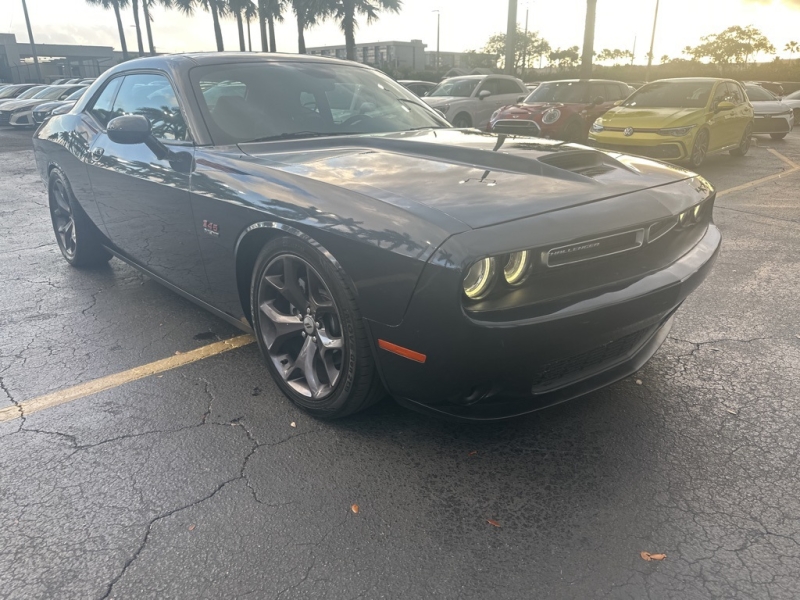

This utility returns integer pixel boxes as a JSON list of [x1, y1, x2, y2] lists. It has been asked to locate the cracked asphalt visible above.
[[1, 125, 799, 600]]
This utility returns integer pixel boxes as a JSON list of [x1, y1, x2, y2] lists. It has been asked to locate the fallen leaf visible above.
[[710, 347, 720, 352], [188, 524, 195, 531], [251, 387, 261, 396], [727, 408, 738, 415], [175, 351, 182, 355], [487, 519, 501, 527], [351, 504, 359, 514], [640, 551, 666, 561], [290, 422, 296, 428], [468, 451, 478, 457], [635, 379, 643, 385]]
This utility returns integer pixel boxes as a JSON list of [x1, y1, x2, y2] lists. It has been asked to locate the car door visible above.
[[85, 72, 208, 298], [727, 82, 753, 140], [705, 82, 735, 151], [473, 78, 502, 128]]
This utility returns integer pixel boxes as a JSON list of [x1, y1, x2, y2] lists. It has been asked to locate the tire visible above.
[[250, 236, 384, 419], [770, 132, 788, 140], [452, 113, 472, 128], [48, 168, 111, 267], [688, 129, 709, 168], [561, 119, 584, 143], [730, 123, 753, 156]]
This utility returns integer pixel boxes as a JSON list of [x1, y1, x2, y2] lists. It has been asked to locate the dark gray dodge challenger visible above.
[[32, 53, 720, 420]]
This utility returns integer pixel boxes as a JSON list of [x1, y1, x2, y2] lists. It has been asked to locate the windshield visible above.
[[0, 86, 22, 98], [745, 85, 776, 102], [32, 87, 71, 100], [785, 90, 800, 100], [192, 62, 448, 145], [428, 78, 480, 98], [17, 86, 47, 100], [623, 81, 713, 109], [65, 87, 88, 101], [525, 81, 587, 103]]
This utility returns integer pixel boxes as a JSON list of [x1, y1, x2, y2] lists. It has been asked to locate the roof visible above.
[[653, 77, 730, 83], [110, 51, 370, 72]]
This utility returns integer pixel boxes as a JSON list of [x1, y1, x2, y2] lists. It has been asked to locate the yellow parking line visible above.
[[0, 334, 255, 423], [717, 147, 800, 198]]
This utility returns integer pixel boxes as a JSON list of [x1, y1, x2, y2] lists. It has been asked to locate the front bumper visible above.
[[753, 113, 793, 134], [370, 223, 721, 421], [9, 111, 36, 127], [588, 130, 690, 161]]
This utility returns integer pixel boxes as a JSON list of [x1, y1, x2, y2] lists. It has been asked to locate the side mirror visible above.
[[591, 96, 605, 106], [614, 99, 624, 106], [478, 89, 492, 100], [107, 115, 151, 145], [517, 95, 526, 103], [715, 100, 735, 112]]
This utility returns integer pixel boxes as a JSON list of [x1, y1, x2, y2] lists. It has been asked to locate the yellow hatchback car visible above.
[[588, 78, 754, 168]]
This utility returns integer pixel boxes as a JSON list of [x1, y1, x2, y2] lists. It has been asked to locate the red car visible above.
[[489, 79, 633, 142]]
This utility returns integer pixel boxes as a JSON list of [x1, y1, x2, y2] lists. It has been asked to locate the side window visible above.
[[589, 83, 606, 102], [712, 83, 728, 107], [479, 79, 500, 96], [496, 79, 523, 95], [88, 78, 123, 127], [110, 73, 188, 141], [727, 82, 744, 105]]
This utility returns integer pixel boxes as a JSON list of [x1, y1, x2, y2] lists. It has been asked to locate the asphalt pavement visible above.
[[1, 126, 799, 600]]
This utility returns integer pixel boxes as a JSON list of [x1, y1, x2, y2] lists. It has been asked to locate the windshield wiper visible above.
[[244, 131, 363, 143]]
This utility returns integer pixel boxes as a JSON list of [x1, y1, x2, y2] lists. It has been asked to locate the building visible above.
[[0, 33, 115, 83]]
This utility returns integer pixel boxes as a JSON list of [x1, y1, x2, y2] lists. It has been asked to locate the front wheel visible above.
[[689, 129, 709, 168], [560, 120, 584, 143], [250, 237, 384, 419], [770, 132, 788, 140], [730, 124, 753, 156], [452, 113, 472, 128]]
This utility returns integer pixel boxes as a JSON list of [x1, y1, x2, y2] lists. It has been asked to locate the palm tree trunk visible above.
[[259, 1, 269, 51], [131, 0, 145, 56], [210, 2, 225, 51], [580, 0, 597, 78], [142, 0, 156, 54], [268, 14, 276, 52], [343, 4, 356, 60], [247, 14, 252, 51], [112, 1, 130, 61], [296, 12, 306, 54], [236, 11, 246, 51]]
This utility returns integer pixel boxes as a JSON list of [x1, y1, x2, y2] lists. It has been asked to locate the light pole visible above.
[[521, 5, 529, 74], [433, 10, 440, 72], [645, 0, 660, 82], [20, 0, 43, 83], [580, 0, 597, 79], [505, 0, 518, 75]]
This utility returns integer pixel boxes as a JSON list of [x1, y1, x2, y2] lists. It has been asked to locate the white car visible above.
[[781, 89, 800, 121], [423, 75, 528, 130]]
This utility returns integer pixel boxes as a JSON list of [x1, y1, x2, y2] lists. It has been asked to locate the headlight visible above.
[[503, 251, 530, 285], [542, 108, 561, 125], [591, 119, 604, 132], [438, 104, 450, 114], [658, 125, 696, 137], [490, 109, 501, 121], [463, 258, 496, 300]]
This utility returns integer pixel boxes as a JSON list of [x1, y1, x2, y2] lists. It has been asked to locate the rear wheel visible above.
[[689, 129, 709, 168], [250, 237, 384, 418], [48, 169, 111, 267], [730, 123, 753, 156], [561, 119, 584, 143], [770, 132, 788, 140], [452, 113, 472, 128]]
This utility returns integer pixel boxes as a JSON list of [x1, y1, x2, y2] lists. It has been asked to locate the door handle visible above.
[[91, 147, 104, 161]]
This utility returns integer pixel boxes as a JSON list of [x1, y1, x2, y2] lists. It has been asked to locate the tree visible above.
[[581, 0, 597, 77], [131, 0, 145, 55], [229, 0, 257, 50], [548, 46, 580, 71], [660, 54, 670, 64], [596, 48, 633, 66], [330, 0, 403, 61], [684, 25, 775, 65], [291, 0, 330, 54], [258, 0, 284, 52], [480, 27, 550, 71], [141, 0, 173, 55], [175, 0, 228, 51], [86, 0, 130, 61], [785, 41, 799, 56]]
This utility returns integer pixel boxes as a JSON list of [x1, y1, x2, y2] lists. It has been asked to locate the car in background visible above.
[[78, 78, 96, 85], [32, 86, 90, 124], [0, 84, 43, 108], [780, 89, 800, 121], [398, 80, 436, 97], [524, 82, 541, 92], [589, 78, 754, 168], [423, 74, 528, 129], [743, 84, 794, 140], [1, 85, 86, 127], [745, 81, 784, 97], [489, 79, 632, 142]]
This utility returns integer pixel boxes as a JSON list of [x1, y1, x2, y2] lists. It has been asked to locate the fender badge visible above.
[[202, 220, 220, 236]]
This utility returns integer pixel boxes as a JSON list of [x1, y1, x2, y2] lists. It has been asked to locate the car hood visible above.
[[0, 98, 43, 111], [423, 96, 467, 107], [0, 97, 27, 107], [497, 102, 570, 116], [601, 107, 705, 128], [750, 100, 792, 115], [33, 100, 70, 112], [237, 129, 695, 230]]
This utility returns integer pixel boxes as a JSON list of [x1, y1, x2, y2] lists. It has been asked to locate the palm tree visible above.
[[580, 0, 597, 77], [330, 0, 402, 61], [141, 0, 172, 54], [785, 41, 800, 57], [291, 0, 330, 54], [131, 0, 145, 55], [86, 0, 131, 61], [257, 0, 283, 52], [175, 0, 228, 51], [229, 0, 257, 50], [244, 0, 258, 50]]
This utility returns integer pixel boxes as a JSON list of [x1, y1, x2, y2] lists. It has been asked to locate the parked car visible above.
[[489, 79, 633, 142], [524, 82, 541, 92], [780, 89, 800, 121], [745, 81, 784, 97], [33, 53, 719, 420], [0, 84, 44, 108], [589, 78, 754, 167], [398, 80, 436, 97], [32, 86, 89, 124], [744, 84, 794, 140], [1, 85, 86, 127], [423, 74, 528, 129]]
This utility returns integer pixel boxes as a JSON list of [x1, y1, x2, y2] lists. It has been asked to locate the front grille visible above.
[[595, 142, 682, 159], [0, 112, 11, 126], [492, 120, 541, 136], [753, 116, 790, 133], [33, 111, 48, 123], [530, 327, 650, 391], [545, 229, 644, 267]]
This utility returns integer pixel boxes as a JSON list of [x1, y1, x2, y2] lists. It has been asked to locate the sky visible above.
[[4, 0, 800, 64]]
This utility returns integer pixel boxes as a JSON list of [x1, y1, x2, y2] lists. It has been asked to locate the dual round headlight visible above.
[[462, 251, 531, 300]]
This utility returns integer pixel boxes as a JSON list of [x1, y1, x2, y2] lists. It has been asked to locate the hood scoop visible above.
[[538, 150, 631, 179]]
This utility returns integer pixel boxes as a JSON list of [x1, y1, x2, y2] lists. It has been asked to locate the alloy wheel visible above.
[[691, 130, 709, 167], [50, 179, 76, 258], [256, 254, 344, 400]]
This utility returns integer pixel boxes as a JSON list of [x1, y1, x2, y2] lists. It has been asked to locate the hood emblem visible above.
[[623, 127, 634, 137]]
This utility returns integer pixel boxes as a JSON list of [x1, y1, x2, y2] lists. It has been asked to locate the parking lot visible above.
[[1, 124, 799, 599]]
